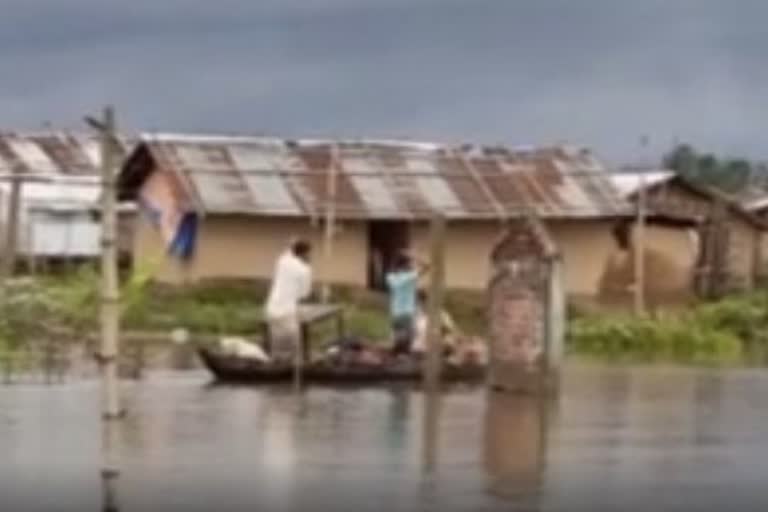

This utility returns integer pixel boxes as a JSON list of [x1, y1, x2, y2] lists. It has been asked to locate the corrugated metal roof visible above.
[[743, 193, 768, 213], [124, 134, 631, 220], [609, 170, 676, 198], [0, 176, 100, 211], [0, 132, 136, 217], [0, 131, 133, 176]]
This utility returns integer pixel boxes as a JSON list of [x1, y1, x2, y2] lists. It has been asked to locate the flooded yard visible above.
[[3, 363, 768, 511]]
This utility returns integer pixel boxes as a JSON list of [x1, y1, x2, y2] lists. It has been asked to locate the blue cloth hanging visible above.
[[168, 212, 198, 260]]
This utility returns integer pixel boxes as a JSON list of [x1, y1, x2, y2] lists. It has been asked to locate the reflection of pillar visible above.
[[484, 393, 546, 501]]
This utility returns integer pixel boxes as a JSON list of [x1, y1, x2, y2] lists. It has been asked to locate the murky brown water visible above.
[[2, 363, 768, 511]]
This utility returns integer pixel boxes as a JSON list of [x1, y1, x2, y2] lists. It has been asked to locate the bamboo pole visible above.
[[93, 106, 122, 512], [0, 163, 23, 280], [634, 172, 646, 315], [422, 213, 445, 475], [97, 106, 122, 419], [321, 145, 338, 303], [634, 138, 649, 316], [26, 213, 37, 276], [424, 213, 445, 391]]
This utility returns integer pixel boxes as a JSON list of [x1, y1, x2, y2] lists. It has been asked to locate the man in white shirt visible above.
[[265, 239, 313, 361]]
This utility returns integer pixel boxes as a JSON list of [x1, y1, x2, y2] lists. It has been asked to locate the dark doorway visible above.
[[368, 221, 411, 290]]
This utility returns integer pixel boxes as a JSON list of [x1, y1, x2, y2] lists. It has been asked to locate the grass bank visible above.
[[4, 269, 768, 364], [568, 292, 768, 364], [0, 270, 486, 347]]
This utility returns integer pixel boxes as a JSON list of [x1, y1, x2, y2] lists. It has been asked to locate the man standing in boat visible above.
[[386, 252, 429, 355], [265, 239, 313, 361]]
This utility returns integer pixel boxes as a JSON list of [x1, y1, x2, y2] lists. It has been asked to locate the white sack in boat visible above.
[[219, 336, 271, 362]]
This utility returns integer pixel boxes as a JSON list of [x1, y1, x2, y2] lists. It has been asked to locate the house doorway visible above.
[[368, 221, 411, 290]]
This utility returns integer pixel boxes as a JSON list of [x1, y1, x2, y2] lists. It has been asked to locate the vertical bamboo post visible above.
[[1, 163, 23, 280], [26, 211, 37, 276], [422, 213, 445, 475], [321, 145, 338, 303], [94, 106, 122, 512], [424, 213, 445, 391], [98, 106, 121, 419], [634, 140, 648, 316]]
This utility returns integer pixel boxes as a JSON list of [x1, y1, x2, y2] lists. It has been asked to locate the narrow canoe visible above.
[[197, 347, 486, 385]]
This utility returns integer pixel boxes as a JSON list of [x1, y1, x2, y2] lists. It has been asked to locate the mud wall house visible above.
[[0, 132, 135, 268], [743, 195, 768, 278], [117, 135, 635, 300], [612, 170, 767, 296]]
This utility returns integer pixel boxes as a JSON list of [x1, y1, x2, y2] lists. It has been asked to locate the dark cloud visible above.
[[0, 0, 765, 162]]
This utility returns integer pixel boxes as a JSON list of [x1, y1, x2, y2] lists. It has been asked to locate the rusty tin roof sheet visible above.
[[0, 131, 133, 177], [123, 134, 631, 220]]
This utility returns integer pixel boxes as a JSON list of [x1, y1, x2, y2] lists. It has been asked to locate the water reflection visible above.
[[483, 392, 547, 507], [5, 365, 768, 510], [101, 418, 122, 512], [422, 388, 441, 475]]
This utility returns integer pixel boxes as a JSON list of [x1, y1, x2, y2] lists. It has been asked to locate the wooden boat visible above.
[[197, 347, 486, 385]]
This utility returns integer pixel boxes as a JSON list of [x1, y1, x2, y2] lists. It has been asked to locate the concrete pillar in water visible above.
[[487, 220, 563, 395]]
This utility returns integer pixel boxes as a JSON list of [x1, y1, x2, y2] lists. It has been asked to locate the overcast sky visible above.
[[1, 0, 764, 163]]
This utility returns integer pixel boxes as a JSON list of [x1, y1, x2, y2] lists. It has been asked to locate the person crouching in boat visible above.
[[411, 290, 458, 357], [410, 290, 489, 366], [264, 239, 313, 362], [386, 252, 429, 356]]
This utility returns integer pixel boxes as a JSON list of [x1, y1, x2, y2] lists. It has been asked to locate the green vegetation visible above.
[[663, 143, 767, 194], [568, 292, 768, 364], [4, 265, 768, 365], [568, 314, 743, 364]]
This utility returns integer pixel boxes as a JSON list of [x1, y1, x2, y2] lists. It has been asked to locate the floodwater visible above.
[[2, 363, 768, 511]]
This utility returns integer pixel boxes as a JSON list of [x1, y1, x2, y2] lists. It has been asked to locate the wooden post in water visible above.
[[96, 105, 122, 419], [424, 213, 445, 392], [91, 106, 123, 512], [422, 214, 445, 475]]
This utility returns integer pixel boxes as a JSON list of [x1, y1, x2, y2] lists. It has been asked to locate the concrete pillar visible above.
[[487, 221, 562, 396]]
